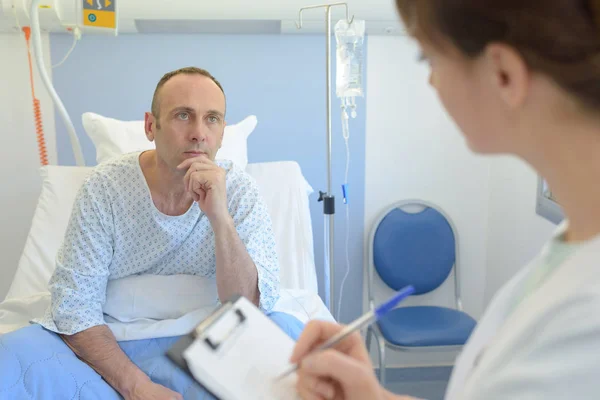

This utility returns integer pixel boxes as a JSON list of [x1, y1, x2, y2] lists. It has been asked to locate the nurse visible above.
[[291, 1, 600, 399]]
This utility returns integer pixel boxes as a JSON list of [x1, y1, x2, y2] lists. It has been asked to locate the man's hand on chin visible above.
[[177, 155, 229, 224]]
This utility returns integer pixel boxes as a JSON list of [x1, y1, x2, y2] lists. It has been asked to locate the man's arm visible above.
[[61, 326, 182, 400], [210, 174, 281, 312], [179, 156, 280, 311], [39, 174, 181, 400], [212, 215, 260, 306]]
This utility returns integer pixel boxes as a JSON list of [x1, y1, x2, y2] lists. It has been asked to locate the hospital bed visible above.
[[0, 135, 333, 397]]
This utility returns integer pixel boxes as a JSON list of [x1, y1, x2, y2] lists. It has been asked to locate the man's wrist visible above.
[[116, 366, 151, 399], [209, 212, 234, 233]]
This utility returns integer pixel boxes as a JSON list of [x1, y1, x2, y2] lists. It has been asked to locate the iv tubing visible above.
[[30, 0, 85, 166]]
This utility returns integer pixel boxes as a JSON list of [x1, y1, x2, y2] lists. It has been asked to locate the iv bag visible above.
[[335, 19, 365, 99]]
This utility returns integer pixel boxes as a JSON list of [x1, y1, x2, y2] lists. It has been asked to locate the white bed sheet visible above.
[[0, 285, 332, 339], [246, 161, 319, 294], [1, 159, 332, 336]]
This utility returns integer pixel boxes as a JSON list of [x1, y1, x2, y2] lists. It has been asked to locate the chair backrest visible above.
[[367, 200, 462, 309]]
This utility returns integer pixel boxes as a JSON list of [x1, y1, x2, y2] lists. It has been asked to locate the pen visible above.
[[276, 285, 416, 381]]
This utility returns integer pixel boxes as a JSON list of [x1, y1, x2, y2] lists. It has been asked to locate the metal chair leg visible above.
[[378, 332, 387, 387], [366, 326, 372, 352], [372, 328, 386, 386]]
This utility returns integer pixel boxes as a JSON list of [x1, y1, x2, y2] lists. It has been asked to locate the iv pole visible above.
[[296, 3, 354, 317]]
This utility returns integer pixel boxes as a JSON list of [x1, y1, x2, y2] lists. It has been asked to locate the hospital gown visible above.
[[35, 151, 280, 335]]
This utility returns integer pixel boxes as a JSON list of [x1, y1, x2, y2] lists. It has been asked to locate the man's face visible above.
[[145, 74, 226, 170]]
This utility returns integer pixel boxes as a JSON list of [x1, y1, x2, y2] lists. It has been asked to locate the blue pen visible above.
[[276, 285, 416, 381]]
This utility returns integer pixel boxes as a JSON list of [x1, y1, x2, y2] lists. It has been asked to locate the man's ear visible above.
[[218, 121, 227, 149], [144, 112, 156, 142], [484, 43, 530, 109]]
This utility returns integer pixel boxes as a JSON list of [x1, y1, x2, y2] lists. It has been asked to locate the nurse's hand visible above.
[[290, 321, 388, 400]]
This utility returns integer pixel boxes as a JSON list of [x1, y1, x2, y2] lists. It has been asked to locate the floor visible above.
[[381, 367, 452, 400]]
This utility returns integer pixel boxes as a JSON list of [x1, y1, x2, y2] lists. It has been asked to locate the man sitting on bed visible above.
[[28, 67, 296, 399]]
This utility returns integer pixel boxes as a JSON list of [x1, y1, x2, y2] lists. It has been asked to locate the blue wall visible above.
[[50, 33, 367, 323]]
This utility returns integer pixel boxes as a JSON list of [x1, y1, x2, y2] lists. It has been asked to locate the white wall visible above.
[[0, 33, 56, 300], [484, 156, 556, 306], [364, 36, 492, 367]]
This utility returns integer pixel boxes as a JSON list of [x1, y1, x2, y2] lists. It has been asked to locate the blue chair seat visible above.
[[377, 306, 476, 347]]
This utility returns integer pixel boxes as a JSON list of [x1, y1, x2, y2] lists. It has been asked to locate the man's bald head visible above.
[[151, 67, 225, 128]]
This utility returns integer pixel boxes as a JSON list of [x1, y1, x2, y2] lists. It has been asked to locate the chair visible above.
[[365, 200, 476, 385]]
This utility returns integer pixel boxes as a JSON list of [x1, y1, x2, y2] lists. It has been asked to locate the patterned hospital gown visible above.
[[35, 152, 280, 335]]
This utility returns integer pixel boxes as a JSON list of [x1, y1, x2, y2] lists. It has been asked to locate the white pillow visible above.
[[5, 166, 94, 299], [104, 274, 218, 321], [81, 112, 257, 169]]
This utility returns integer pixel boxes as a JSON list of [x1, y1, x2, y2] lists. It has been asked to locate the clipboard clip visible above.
[[196, 305, 247, 351]]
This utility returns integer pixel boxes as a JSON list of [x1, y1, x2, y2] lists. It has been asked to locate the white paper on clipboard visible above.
[[182, 296, 302, 400]]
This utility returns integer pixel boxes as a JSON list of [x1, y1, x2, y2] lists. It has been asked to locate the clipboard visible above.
[[166, 295, 301, 400]]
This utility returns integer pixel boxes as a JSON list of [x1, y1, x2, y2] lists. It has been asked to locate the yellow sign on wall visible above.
[[83, 0, 116, 29]]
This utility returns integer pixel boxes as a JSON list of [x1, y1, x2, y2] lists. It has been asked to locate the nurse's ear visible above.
[[483, 43, 530, 110]]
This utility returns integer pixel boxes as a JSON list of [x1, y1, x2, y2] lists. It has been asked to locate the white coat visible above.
[[445, 222, 600, 399]]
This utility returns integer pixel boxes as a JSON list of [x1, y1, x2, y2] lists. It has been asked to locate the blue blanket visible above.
[[0, 312, 304, 399]]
